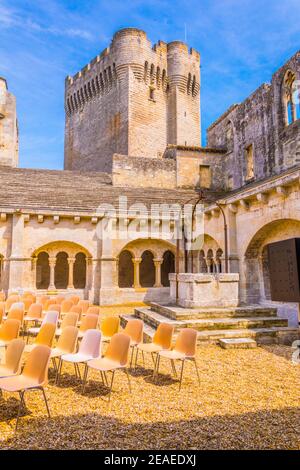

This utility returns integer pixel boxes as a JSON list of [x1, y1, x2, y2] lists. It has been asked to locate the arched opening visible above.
[[118, 250, 134, 288], [55, 252, 69, 289], [74, 252, 86, 289], [283, 70, 299, 126], [216, 249, 223, 273], [207, 249, 215, 273], [36, 252, 50, 289], [140, 250, 155, 287], [161, 250, 175, 287], [199, 250, 207, 273]]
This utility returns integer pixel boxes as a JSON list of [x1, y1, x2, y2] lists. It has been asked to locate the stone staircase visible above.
[[120, 302, 300, 346]]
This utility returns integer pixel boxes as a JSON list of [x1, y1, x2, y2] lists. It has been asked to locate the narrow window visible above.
[[245, 144, 254, 180]]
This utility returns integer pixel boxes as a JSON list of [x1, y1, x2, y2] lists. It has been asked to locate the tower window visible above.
[[149, 87, 155, 101], [283, 70, 299, 126], [245, 144, 254, 181]]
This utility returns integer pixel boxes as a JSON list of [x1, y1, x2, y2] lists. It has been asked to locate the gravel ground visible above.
[[0, 306, 299, 450]]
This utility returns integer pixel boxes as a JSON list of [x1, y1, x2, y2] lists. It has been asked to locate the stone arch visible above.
[[282, 69, 299, 126], [36, 252, 50, 289], [74, 252, 87, 289], [118, 250, 134, 288], [161, 250, 175, 287], [243, 218, 300, 303], [140, 250, 155, 287]]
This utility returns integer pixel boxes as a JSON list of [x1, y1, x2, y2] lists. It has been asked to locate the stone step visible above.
[[149, 302, 278, 320], [134, 307, 288, 331], [219, 338, 257, 349], [120, 314, 299, 346]]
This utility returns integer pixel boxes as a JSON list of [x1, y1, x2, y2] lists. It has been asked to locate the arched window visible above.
[[74, 252, 86, 289], [36, 252, 50, 289], [55, 252, 69, 289], [140, 250, 155, 287], [161, 251, 175, 287], [207, 249, 215, 273], [118, 251, 134, 288], [283, 71, 299, 126], [216, 249, 223, 273], [199, 250, 207, 273]]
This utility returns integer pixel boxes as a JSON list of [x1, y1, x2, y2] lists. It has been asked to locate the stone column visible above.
[[67, 257, 75, 289], [132, 258, 142, 289], [154, 258, 163, 288], [48, 257, 56, 290], [31, 256, 37, 289]]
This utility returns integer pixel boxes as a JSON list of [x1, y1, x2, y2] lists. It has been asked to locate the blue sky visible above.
[[0, 0, 299, 169]]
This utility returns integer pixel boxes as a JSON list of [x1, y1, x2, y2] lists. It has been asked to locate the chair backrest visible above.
[[5, 338, 25, 374], [22, 293, 36, 302], [5, 295, 20, 311], [101, 316, 120, 338], [79, 329, 101, 358], [86, 306, 100, 316], [77, 300, 90, 314], [61, 312, 79, 329], [48, 304, 61, 314], [7, 294, 20, 301], [7, 308, 24, 324], [106, 333, 130, 366], [42, 311, 59, 326], [70, 305, 83, 317], [35, 322, 56, 347], [153, 323, 174, 349], [44, 299, 57, 310], [27, 303, 43, 319], [0, 319, 20, 341], [0, 292, 6, 302], [9, 302, 25, 312], [57, 326, 78, 354], [79, 314, 98, 332], [55, 296, 65, 305], [124, 319, 143, 344], [69, 295, 80, 305], [174, 328, 197, 357], [37, 295, 49, 307], [61, 300, 74, 314], [22, 345, 51, 385], [22, 298, 34, 311], [0, 301, 5, 321]]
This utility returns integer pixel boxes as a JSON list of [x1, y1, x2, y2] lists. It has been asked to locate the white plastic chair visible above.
[[58, 329, 101, 383]]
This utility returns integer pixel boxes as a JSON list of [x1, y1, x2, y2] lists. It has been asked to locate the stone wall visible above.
[[206, 51, 300, 191], [0, 78, 18, 168]]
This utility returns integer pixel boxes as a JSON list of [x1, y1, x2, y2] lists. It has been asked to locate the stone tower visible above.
[[64, 28, 201, 173], [0, 77, 18, 167]]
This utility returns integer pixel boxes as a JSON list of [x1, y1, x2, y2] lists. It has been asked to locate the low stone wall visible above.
[[169, 272, 240, 308]]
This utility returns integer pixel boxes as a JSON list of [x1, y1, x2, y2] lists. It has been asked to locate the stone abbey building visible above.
[[0, 28, 299, 338]]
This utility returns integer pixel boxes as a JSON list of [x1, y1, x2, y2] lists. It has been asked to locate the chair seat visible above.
[[27, 327, 40, 335], [88, 357, 123, 372], [51, 348, 66, 358], [0, 340, 9, 348], [61, 352, 95, 363], [55, 329, 63, 337], [0, 365, 15, 378], [0, 375, 41, 392], [24, 344, 38, 353], [24, 316, 40, 322], [159, 350, 187, 360], [137, 343, 162, 353]]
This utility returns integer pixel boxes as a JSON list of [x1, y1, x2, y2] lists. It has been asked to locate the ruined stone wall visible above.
[[207, 51, 300, 191], [0, 78, 18, 168], [64, 28, 201, 172]]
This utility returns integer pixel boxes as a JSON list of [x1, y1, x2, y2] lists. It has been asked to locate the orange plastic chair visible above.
[[0, 292, 6, 302], [136, 322, 174, 370], [61, 300, 74, 316], [0, 319, 21, 347], [86, 306, 100, 316], [78, 314, 99, 339], [69, 295, 80, 305], [155, 328, 199, 389], [0, 344, 51, 431], [70, 305, 83, 319], [37, 295, 49, 307], [51, 326, 78, 380], [0, 339, 25, 378], [25, 303, 43, 322], [77, 300, 90, 314], [6, 308, 24, 328], [0, 301, 5, 323], [123, 319, 143, 367], [56, 312, 79, 337], [55, 296, 65, 305], [25, 323, 56, 353], [22, 298, 34, 312], [101, 316, 120, 342], [5, 296, 20, 312], [46, 304, 61, 316], [84, 333, 131, 400]]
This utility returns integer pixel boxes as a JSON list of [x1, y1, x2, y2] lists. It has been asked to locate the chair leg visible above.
[[15, 390, 25, 432], [82, 364, 89, 393], [153, 353, 160, 378], [130, 347, 134, 369], [41, 387, 51, 418], [193, 358, 200, 386], [124, 368, 132, 393], [56, 358, 63, 384], [108, 371, 115, 403], [135, 348, 139, 368], [141, 350, 145, 367], [171, 359, 177, 377], [179, 359, 185, 391], [103, 371, 109, 387]]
